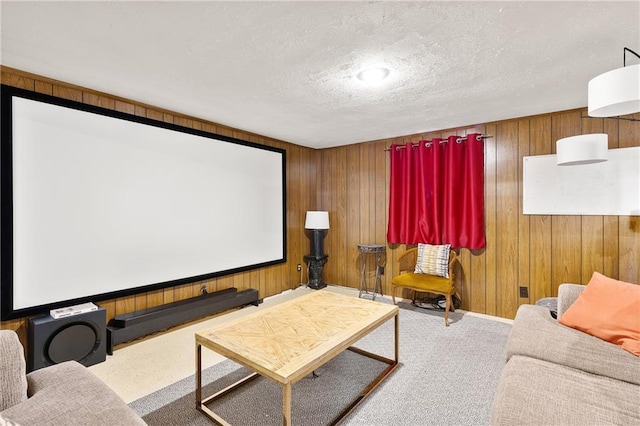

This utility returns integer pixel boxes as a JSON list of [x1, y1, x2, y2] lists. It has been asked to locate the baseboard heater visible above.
[[106, 287, 260, 354]]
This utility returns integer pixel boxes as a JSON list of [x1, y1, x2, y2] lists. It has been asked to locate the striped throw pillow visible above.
[[414, 243, 451, 278]]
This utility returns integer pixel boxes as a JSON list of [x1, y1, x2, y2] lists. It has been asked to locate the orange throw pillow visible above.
[[559, 272, 640, 356]]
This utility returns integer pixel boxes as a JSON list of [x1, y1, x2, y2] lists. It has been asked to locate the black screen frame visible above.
[[1, 84, 287, 320]]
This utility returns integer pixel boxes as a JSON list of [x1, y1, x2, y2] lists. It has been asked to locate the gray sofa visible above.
[[491, 284, 640, 425], [0, 330, 146, 425]]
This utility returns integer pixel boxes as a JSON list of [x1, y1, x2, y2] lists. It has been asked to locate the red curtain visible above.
[[387, 133, 485, 249]]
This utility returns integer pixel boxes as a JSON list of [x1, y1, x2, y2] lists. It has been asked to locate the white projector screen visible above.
[[1, 86, 286, 320]]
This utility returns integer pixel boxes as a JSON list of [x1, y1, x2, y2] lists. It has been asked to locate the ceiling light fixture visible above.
[[556, 47, 638, 166], [357, 67, 390, 82], [588, 47, 640, 117], [556, 134, 608, 166]]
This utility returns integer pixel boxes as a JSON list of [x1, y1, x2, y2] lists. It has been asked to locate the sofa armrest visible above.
[[1, 361, 146, 425], [506, 304, 640, 386], [0, 330, 28, 411], [557, 283, 585, 318]]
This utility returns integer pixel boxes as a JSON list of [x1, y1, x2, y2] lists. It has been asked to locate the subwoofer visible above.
[[28, 307, 106, 372]]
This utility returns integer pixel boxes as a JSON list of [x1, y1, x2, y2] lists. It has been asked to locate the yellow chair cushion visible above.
[[391, 272, 454, 294]]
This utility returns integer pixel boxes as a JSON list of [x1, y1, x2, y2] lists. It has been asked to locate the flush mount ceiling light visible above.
[[357, 67, 390, 82], [556, 134, 608, 166], [588, 47, 640, 117]]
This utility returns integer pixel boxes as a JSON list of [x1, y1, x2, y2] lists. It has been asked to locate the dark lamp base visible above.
[[304, 254, 328, 290]]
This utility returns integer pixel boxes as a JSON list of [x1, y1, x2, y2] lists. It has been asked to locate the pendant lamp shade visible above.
[[588, 63, 640, 117], [556, 134, 608, 166]]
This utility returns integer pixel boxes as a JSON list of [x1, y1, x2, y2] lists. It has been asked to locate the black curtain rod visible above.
[[384, 134, 492, 151]]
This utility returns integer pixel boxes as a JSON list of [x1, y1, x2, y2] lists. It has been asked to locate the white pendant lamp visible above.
[[588, 47, 640, 117], [556, 134, 608, 166]]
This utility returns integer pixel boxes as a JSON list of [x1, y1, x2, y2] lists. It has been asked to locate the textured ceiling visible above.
[[1, 1, 639, 149]]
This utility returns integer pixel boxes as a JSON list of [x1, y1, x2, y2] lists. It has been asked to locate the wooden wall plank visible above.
[[527, 115, 553, 302], [465, 126, 488, 313], [346, 144, 361, 290], [115, 100, 135, 115], [495, 121, 519, 318], [146, 109, 163, 122], [550, 111, 582, 291], [580, 115, 605, 283], [335, 146, 348, 288], [321, 148, 334, 283], [1, 67, 35, 89], [483, 124, 498, 316], [374, 141, 387, 247], [618, 114, 640, 284], [361, 143, 373, 246], [83, 92, 114, 109], [116, 295, 136, 316], [34, 80, 52, 95], [293, 144, 306, 286], [134, 293, 148, 311], [52, 85, 82, 102], [146, 289, 164, 308], [602, 118, 621, 280], [517, 119, 531, 306]]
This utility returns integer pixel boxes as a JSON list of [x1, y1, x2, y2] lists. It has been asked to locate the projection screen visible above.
[[1, 85, 286, 320]]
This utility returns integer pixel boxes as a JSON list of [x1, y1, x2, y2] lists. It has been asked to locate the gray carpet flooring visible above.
[[129, 300, 512, 425]]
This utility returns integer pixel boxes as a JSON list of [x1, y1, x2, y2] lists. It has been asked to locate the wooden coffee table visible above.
[[195, 290, 399, 426]]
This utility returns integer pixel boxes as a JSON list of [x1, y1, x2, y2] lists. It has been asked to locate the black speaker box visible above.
[[28, 307, 107, 372]]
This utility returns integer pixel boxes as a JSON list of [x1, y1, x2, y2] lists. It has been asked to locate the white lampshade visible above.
[[588, 63, 640, 117], [305, 211, 329, 229], [556, 134, 608, 166]]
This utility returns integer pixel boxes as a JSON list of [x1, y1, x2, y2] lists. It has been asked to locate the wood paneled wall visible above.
[[1, 66, 639, 343], [318, 111, 639, 319], [0, 67, 319, 340]]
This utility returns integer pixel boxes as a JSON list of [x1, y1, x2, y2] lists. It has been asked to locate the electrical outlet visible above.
[[519, 286, 528, 298], [200, 285, 208, 295], [297, 264, 302, 271]]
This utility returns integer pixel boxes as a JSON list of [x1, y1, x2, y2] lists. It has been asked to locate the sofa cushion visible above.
[[559, 272, 640, 356], [391, 272, 454, 294], [506, 304, 640, 386], [414, 243, 450, 278], [491, 355, 640, 425], [0, 331, 28, 411]]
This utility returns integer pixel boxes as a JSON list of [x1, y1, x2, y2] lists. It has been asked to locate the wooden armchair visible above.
[[391, 247, 458, 326]]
